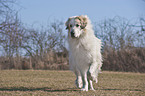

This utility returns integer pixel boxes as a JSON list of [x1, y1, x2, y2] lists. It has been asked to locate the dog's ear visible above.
[[76, 15, 88, 29], [80, 15, 88, 29], [65, 18, 71, 30]]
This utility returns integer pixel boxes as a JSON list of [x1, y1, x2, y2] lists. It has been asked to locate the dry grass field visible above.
[[0, 70, 144, 96]]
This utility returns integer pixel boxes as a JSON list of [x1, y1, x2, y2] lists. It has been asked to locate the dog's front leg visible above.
[[81, 71, 89, 91], [75, 74, 82, 88]]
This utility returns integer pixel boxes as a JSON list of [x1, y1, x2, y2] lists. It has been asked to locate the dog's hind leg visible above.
[[88, 62, 99, 83], [88, 80, 95, 90]]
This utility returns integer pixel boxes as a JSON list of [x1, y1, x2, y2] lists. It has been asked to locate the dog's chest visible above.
[[69, 39, 93, 64]]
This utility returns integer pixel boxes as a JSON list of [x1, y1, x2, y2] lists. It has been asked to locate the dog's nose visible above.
[[71, 31, 75, 38]]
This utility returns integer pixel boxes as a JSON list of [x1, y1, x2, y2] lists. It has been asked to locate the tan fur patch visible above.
[[75, 16, 87, 29], [65, 18, 71, 27]]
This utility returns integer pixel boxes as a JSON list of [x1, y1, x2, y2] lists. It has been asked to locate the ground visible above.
[[0, 70, 144, 96]]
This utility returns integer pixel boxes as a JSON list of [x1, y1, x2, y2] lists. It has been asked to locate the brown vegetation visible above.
[[102, 47, 145, 72]]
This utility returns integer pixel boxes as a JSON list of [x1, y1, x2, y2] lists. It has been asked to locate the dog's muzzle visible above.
[[71, 31, 75, 38]]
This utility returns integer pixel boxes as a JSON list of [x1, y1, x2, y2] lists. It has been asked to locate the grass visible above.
[[0, 70, 144, 96]]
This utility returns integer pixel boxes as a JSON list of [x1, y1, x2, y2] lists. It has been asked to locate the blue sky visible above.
[[15, 0, 145, 27]]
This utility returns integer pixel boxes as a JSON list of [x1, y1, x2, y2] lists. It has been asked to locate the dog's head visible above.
[[65, 15, 88, 38]]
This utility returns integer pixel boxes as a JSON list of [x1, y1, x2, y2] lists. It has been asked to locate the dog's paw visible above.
[[90, 88, 95, 91], [78, 83, 83, 88], [75, 79, 83, 88], [95, 78, 98, 83], [76, 82, 83, 89], [81, 88, 88, 91]]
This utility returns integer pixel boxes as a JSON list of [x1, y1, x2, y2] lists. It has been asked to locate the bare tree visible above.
[[129, 17, 145, 47], [94, 16, 137, 50], [0, 13, 27, 69], [22, 20, 67, 69], [94, 16, 145, 72], [0, 0, 16, 14]]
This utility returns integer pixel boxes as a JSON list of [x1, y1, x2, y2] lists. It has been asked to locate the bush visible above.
[[102, 47, 145, 72]]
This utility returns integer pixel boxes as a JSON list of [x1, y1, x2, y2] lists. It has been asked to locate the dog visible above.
[[65, 15, 102, 91]]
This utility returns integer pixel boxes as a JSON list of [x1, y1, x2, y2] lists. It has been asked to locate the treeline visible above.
[[0, 14, 145, 72], [0, 0, 145, 72], [0, 14, 68, 70], [94, 17, 145, 72]]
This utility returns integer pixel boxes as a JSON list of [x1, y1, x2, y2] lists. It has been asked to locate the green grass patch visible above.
[[0, 70, 144, 96]]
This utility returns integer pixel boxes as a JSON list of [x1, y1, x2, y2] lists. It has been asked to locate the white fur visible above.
[[66, 15, 102, 91]]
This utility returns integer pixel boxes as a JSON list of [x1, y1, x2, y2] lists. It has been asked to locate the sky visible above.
[[14, 0, 145, 28]]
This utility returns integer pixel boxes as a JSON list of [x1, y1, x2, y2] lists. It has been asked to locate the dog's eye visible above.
[[76, 24, 79, 27], [70, 25, 72, 27], [66, 26, 68, 30]]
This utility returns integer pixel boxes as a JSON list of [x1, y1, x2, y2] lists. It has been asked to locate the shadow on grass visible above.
[[0, 87, 79, 92], [0, 87, 142, 92], [100, 88, 142, 92]]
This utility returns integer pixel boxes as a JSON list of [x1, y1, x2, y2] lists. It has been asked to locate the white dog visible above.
[[65, 15, 102, 91]]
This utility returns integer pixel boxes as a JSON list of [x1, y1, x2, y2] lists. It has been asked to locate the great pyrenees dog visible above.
[[65, 15, 102, 91]]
